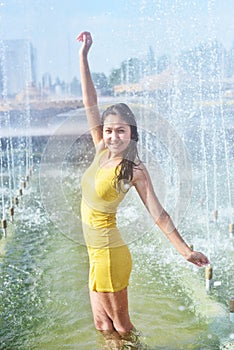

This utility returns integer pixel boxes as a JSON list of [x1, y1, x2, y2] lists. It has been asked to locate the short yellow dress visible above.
[[81, 149, 132, 292]]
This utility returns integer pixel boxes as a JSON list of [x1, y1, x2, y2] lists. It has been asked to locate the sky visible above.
[[0, 0, 234, 83]]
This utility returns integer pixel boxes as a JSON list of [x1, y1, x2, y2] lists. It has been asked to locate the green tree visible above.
[[120, 58, 142, 83], [92, 72, 108, 90], [108, 68, 122, 87]]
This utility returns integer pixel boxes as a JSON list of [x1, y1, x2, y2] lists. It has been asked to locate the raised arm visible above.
[[133, 164, 210, 267], [77, 31, 103, 147]]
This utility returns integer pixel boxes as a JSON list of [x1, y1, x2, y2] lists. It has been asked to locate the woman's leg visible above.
[[89, 290, 123, 348], [90, 288, 141, 348], [89, 290, 115, 331], [90, 287, 134, 335]]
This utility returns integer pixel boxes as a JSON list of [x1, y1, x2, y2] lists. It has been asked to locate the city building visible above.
[[0, 39, 37, 98]]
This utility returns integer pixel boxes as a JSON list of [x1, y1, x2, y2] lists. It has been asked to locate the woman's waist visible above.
[[81, 198, 117, 228], [83, 225, 125, 248]]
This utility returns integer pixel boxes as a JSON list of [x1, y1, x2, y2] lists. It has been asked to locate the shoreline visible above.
[[0, 98, 84, 113], [0, 98, 85, 131]]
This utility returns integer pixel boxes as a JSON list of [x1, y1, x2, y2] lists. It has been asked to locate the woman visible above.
[[77, 31, 209, 346]]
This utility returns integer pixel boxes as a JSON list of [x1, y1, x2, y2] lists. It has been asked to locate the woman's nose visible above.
[[111, 131, 119, 140]]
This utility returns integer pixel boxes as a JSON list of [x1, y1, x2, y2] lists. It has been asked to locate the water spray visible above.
[[199, 197, 205, 207]]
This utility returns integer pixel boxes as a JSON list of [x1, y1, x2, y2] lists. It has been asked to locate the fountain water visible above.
[[0, 38, 33, 245], [1, 1, 234, 349]]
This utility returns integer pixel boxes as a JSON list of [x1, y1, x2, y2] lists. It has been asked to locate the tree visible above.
[[92, 72, 112, 95], [120, 58, 142, 83], [92, 72, 108, 89], [108, 68, 122, 87]]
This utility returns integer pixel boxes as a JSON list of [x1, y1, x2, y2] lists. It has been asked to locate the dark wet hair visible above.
[[101, 103, 140, 190]]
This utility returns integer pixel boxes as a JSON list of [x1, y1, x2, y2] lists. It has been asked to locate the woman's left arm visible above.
[[132, 164, 209, 267]]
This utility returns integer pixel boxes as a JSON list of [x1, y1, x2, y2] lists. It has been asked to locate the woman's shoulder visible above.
[[134, 159, 146, 171], [132, 161, 148, 182]]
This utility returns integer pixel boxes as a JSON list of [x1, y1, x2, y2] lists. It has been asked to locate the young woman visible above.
[[77, 31, 209, 347]]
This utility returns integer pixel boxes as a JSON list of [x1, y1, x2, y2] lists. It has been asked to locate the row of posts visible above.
[[1, 169, 32, 238]]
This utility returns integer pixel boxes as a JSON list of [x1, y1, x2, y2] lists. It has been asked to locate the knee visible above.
[[93, 315, 113, 332]]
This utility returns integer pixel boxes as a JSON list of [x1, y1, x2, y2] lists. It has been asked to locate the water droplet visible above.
[[178, 305, 186, 311]]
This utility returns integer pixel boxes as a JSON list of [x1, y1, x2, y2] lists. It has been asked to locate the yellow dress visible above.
[[81, 149, 132, 292]]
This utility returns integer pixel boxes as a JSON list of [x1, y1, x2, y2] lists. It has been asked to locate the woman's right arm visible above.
[[77, 31, 103, 147]]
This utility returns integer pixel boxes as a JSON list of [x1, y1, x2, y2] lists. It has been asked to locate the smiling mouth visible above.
[[109, 142, 122, 147]]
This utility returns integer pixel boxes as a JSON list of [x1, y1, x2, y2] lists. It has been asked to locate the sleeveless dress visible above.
[[81, 149, 132, 292]]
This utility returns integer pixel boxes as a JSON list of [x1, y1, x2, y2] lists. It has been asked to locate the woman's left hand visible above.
[[186, 251, 210, 267]]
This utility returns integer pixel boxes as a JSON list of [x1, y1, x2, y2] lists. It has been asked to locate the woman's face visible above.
[[103, 114, 131, 157]]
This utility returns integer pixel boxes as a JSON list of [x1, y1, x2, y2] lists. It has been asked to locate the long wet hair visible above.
[[101, 103, 140, 190]]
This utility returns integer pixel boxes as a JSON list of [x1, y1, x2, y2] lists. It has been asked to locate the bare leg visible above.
[[90, 288, 136, 348], [89, 290, 114, 331], [96, 288, 134, 334], [90, 290, 123, 348]]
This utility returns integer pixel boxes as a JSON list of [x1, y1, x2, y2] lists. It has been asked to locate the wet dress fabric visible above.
[[81, 149, 132, 292]]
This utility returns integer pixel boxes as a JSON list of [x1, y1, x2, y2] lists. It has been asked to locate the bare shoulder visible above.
[[132, 161, 149, 183]]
